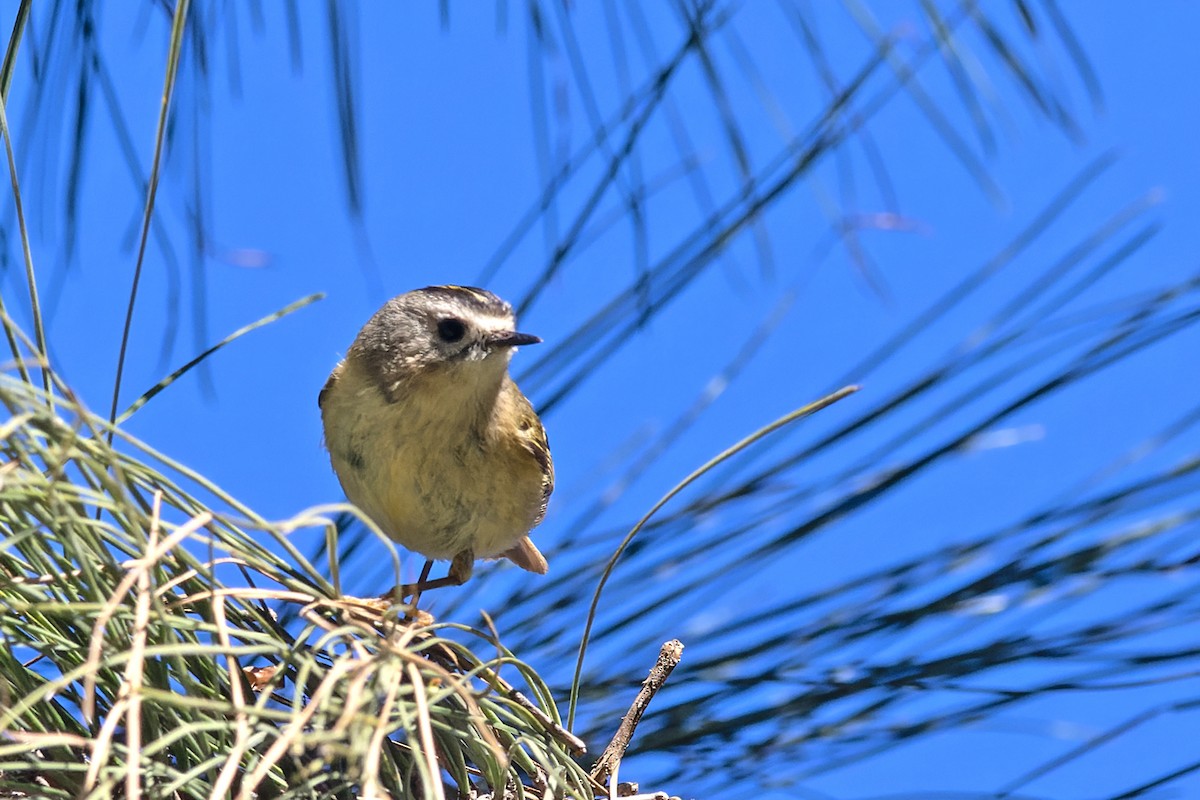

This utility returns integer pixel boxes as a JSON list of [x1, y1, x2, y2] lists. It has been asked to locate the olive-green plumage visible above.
[[319, 285, 552, 582]]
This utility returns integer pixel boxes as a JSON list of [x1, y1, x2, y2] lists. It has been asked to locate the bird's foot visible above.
[[333, 594, 435, 627], [379, 552, 474, 610]]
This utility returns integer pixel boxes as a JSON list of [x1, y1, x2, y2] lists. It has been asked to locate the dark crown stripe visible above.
[[418, 285, 511, 316]]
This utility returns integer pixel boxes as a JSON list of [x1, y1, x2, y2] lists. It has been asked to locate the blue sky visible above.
[[5, 3, 1200, 797]]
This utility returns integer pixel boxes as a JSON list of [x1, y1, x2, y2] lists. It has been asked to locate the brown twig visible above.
[[508, 688, 588, 757], [590, 639, 684, 786]]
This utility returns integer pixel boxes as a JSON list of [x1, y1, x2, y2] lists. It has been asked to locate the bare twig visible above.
[[591, 640, 684, 786], [509, 688, 588, 757]]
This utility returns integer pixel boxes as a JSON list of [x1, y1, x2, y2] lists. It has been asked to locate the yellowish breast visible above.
[[321, 358, 545, 561]]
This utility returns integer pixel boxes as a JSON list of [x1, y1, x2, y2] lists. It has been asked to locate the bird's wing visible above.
[[511, 380, 554, 526]]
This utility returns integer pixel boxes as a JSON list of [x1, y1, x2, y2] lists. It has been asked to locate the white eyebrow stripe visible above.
[[427, 300, 517, 334], [476, 314, 518, 333]]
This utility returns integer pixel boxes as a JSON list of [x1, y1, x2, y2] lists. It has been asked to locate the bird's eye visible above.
[[436, 318, 466, 343]]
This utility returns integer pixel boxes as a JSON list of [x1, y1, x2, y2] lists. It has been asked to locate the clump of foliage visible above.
[[0, 358, 602, 798]]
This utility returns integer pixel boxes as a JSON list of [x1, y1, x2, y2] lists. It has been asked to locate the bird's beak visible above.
[[488, 330, 542, 348]]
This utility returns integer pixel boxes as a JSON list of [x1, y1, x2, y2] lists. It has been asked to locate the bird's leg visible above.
[[448, 550, 475, 585], [378, 559, 434, 607], [407, 559, 435, 607], [410, 549, 474, 594], [382, 550, 475, 608]]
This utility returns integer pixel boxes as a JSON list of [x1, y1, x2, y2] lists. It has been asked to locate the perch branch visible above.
[[590, 639, 684, 786]]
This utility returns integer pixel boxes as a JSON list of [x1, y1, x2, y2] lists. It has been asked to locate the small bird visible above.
[[319, 285, 553, 595]]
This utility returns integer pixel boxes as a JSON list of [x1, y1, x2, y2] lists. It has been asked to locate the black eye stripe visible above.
[[437, 318, 467, 343]]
